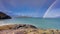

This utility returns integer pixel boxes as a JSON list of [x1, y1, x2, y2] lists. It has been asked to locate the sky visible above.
[[43, 0, 60, 18], [0, 0, 60, 18]]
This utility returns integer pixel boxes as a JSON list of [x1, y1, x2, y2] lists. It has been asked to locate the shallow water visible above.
[[0, 18, 60, 29]]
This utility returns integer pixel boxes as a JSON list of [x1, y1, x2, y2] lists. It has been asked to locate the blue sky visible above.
[[43, 0, 60, 18], [0, 0, 60, 18]]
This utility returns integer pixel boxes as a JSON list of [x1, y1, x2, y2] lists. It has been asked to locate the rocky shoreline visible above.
[[0, 24, 60, 34], [0, 24, 37, 30]]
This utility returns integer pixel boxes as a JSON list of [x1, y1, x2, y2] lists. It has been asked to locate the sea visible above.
[[0, 18, 60, 29]]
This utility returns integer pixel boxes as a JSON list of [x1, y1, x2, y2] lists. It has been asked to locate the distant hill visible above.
[[16, 16, 32, 18]]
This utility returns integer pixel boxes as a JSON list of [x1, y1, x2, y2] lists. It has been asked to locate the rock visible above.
[[0, 24, 60, 34], [0, 12, 11, 19], [0, 28, 60, 34], [14, 24, 37, 29], [14, 31, 25, 34], [0, 24, 37, 30]]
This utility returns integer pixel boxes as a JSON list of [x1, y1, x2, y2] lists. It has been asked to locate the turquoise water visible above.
[[0, 18, 60, 29]]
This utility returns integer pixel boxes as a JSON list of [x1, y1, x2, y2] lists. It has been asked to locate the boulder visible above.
[[0, 24, 37, 30], [14, 24, 37, 29]]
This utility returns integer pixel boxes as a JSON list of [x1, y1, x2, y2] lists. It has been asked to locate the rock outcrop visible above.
[[0, 24, 37, 30], [0, 24, 60, 34], [0, 12, 11, 19]]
